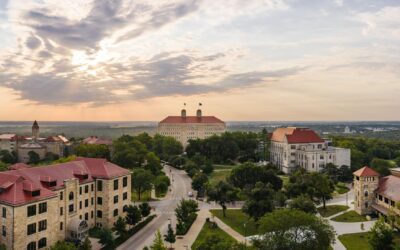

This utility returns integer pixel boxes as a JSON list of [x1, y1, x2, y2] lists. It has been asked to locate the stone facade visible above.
[[354, 174, 379, 215]]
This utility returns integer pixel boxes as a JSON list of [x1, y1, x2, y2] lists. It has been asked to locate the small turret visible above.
[[32, 120, 40, 141]]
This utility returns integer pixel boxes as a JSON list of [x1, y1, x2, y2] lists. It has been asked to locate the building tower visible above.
[[353, 166, 379, 215], [197, 102, 202, 118], [32, 120, 40, 141]]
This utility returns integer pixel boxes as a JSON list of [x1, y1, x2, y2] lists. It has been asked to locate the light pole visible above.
[[243, 222, 247, 245]]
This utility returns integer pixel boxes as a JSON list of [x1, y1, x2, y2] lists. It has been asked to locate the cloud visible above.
[[356, 6, 400, 38], [25, 35, 41, 49]]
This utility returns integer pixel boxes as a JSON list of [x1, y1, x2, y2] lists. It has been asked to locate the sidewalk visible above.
[[174, 209, 209, 250]]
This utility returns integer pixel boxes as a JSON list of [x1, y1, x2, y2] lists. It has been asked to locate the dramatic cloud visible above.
[[356, 6, 400, 38]]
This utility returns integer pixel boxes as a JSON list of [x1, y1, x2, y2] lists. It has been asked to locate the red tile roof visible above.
[[271, 127, 324, 144], [353, 166, 379, 177], [9, 163, 30, 170], [0, 157, 129, 206], [159, 116, 225, 124], [376, 175, 400, 201]]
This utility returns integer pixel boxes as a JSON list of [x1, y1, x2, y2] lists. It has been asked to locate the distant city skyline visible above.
[[0, 0, 400, 121]]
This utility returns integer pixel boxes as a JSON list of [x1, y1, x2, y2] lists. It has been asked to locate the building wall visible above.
[[158, 123, 226, 147], [0, 174, 131, 249], [18, 147, 47, 163], [354, 175, 379, 215], [0, 140, 17, 152], [333, 147, 351, 167]]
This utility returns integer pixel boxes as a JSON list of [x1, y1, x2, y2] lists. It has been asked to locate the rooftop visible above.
[[353, 166, 379, 177], [159, 116, 225, 124], [376, 175, 400, 202], [271, 127, 324, 144]]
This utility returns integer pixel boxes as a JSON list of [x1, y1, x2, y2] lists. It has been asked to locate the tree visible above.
[[79, 237, 92, 250], [28, 151, 40, 164], [253, 209, 335, 250], [126, 205, 142, 227], [0, 162, 8, 172], [207, 181, 238, 217], [242, 182, 275, 221], [150, 230, 167, 250], [113, 216, 127, 238], [289, 195, 317, 214], [145, 152, 162, 175], [74, 144, 110, 159], [371, 158, 391, 176], [191, 172, 208, 196], [112, 136, 148, 168], [312, 173, 334, 209], [131, 169, 154, 201], [195, 234, 237, 250], [321, 163, 339, 183], [154, 175, 170, 195], [139, 202, 151, 218], [369, 218, 394, 250], [0, 150, 17, 164], [45, 152, 60, 162], [229, 162, 282, 191], [201, 161, 214, 175], [50, 241, 77, 250], [98, 228, 115, 250], [175, 199, 199, 234], [164, 224, 176, 249], [0, 244, 5, 250]]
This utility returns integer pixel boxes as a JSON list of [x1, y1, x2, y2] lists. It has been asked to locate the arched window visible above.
[[27, 241, 36, 250], [38, 238, 46, 248], [364, 191, 369, 197], [69, 192, 74, 200]]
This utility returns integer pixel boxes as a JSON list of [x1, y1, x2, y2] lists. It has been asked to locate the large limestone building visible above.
[[0, 157, 130, 250], [158, 108, 226, 147], [269, 127, 351, 173], [354, 166, 400, 218]]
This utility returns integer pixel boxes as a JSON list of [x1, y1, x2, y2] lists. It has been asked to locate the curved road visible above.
[[118, 165, 192, 250]]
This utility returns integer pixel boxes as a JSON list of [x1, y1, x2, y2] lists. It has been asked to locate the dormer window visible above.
[[40, 176, 57, 187], [73, 170, 89, 180], [32, 190, 41, 197]]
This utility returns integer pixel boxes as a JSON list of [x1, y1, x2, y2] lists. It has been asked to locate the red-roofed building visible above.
[[354, 167, 400, 220], [0, 157, 130, 249], [158, 107, 226, 146], [270, 127, 351, 173]]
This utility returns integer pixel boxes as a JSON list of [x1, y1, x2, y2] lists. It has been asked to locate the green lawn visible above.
[[318, 205, 349, 217], [213, 164, 237, 170], [338, 232, 400, 250], [131, 190, 153, 202], [331, 210, 367, 222], [279, 175, 290, 187], [209, 170, 231, 186], [210, 209, 258, 236], [191, 221, 236, 249], [335, 183, 350, 194]]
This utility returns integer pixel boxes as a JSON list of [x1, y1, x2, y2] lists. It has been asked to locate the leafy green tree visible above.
[[74, 144, 110, 159], [395, 156, 400, 167], [112, 136, 148, 168], [98, 228, 115, 250], [50, 241, 77, 250], [191, 172, 208, 196], [184, 160, 201, 178], [274, 190, 287, 208], [145, 152, 162, 175], [79, 237, 92, 250], [201, 161, 214, 175], [195, 234, 236, 250], [113, 216, 127, 238], [153, 135, 183, 160], [175, 199, 199, 234], [0, 244, 7, 250], [126, 205, 142, 227], [164, 224, 176, 249], [150, 230, 167, 250], [312, 173, 334, 209], [45, 152, 60, 162], [229, 162, 282, 190], [154, 175, 170, 195], [371, 158, 391, 176], [338, 165, 353, 182], [288, 195, 317, 214], [139, 202, 151, 218], [243, 182, 275, 221], [0, 162, 8, 172], [369, 218, 394, 250], [253, 209, 335, 250], [207, 181, 238, 217], [28, 151, 40, 164], [131, 169, 154, 201], [0, 150, 17, 164], [135, 132, 154, 151], [321, 163, 339, 183]]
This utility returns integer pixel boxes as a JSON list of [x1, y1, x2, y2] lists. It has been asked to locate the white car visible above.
[[188, 191, 193, 197]]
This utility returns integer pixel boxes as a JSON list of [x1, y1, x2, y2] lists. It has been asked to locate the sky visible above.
[[0, 0, 399, 121]]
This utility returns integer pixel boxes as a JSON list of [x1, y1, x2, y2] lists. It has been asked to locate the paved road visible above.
[[118, 165, 193, 250]]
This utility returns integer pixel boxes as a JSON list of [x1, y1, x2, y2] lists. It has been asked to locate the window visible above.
[[85, 199, 88, 207], [79, 201, 82, 209], [91, 211, 94, 218], [32, 190, 40, 197], [97, 210, 102, 218], [39, 202, 47, 214], [60, 191, 63, 200], [379, 195, 383, 201], [79, 215, 82, 220], [85, 213, 88, 220], [2, 207, 6, 218], [391, 200, 395, 207], [365, 202, 368, 208], [27, 223, 36, 235], [291, 145, 296, 149], [60, 207, 63, 216], [2, 226, 5, 237], [385, 197, 389, 204], [114, 195, 118, 204], [114, 179, 119, 190], [364, 191, 369, 197], [79, 187, 82, 195], [123, 177, 128, 187], [97, 197, 103, 205], [91, 197, 94, 205], [91, 183, 94, 192], [27, 205, 36, 217], [60, 222, 63, 231], [69, 204, 74, 213], [38, 238, 46, 248], [85, 185, 89, 193], [113, 209, 118, 217], [27, 242, 36, 250], [97, 180, 103, 191], [38, 220, 47, 232], [123, 192, 128, 200], [69, 192, 74, 200]]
